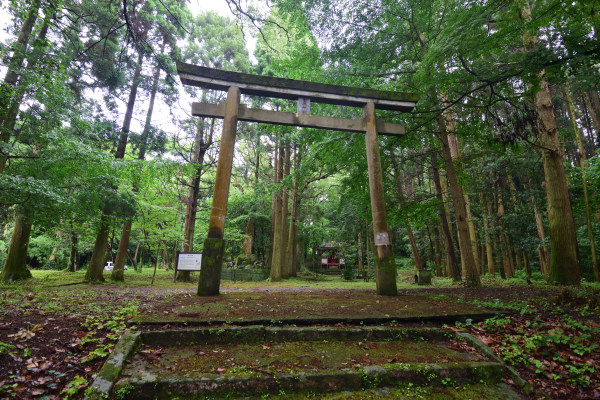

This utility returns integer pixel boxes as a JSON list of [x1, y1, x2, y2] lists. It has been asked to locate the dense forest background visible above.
[[1, 0, 599, 286]]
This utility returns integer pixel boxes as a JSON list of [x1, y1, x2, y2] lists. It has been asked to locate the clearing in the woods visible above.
[[1, 269, 599, 399]]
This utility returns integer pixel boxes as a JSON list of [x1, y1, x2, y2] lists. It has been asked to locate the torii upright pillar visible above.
[[364, 102, 398, 296], [198, 85, 240, 296]]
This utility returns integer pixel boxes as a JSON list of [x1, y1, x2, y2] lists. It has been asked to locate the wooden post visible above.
[[364, 102, 398, 296], [198, 85, 240, 296]]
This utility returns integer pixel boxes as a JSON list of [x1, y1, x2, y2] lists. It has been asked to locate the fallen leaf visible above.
[[9, 329, 35, 340]]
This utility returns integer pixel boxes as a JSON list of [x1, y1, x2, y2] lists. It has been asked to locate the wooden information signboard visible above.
[[175, 252, 203, 271]]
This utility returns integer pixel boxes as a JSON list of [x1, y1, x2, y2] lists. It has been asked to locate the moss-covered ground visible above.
[[1, 268, 599, 399]]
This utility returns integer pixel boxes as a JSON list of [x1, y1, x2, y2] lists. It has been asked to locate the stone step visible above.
[[84, 326, 528, 400]]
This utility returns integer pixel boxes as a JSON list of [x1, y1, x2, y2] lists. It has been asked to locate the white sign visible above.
[[177, 252, 202, 271], [375, 232, 390, 246], [297, 97, 310, 114]]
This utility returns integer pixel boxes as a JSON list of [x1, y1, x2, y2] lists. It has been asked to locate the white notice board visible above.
[[176, 252, 202, 271]]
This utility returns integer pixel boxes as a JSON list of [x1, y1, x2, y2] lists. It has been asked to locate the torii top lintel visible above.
[[177, 62, 418, 112]]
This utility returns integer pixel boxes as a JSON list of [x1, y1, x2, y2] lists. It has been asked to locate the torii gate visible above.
[[177, 62, 418, 296]]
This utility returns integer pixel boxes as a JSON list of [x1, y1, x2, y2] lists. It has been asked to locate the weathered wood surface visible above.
[[178, 62, 418, 112], [364, 102, 398, 296], [192, 102, 405, 136]]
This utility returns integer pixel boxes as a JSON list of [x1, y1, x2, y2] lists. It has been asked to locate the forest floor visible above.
[[0, 268, 599, 399]]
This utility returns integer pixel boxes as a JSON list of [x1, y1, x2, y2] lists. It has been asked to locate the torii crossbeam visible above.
[[176, 61, 418, 297]]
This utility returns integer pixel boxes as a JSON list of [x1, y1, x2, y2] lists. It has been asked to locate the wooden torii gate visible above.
[[177, 62, 418, 296]]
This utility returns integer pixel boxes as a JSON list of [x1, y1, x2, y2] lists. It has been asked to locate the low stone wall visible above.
[[221, 268, 269, 281]]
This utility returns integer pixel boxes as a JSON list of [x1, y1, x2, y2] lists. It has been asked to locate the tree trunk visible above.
[[0, 207, 33, 282], [243, 218, 254, 255], [565, 86, 599, 282], [391, 152, 424, 270], [524, 252, 531, 278], [111, 220, 131, 281], [114, 49, 161, 281], [270, 134, 284, 281], [179, 118, 214, 282], [92, 52, 144, 282], [68, 222, 79, 272], [0, 0, 40, 172], [267, 134, 279, 269], [437, 114, 480, 286], [280, 141, 291, 278], [286, 148, 300, 277], [433, 227, 443, 276], [584, 92, 600, 139], [86, 214, 110, 283], [431, 155, 460, 280], [520, 0, 580, 284], [481, 194, 495, 276], [496, 190, 514, 278], [357, 231, 364, 272]]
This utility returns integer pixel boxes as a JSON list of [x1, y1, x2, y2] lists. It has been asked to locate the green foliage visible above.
[[60, 375, 88, 399]]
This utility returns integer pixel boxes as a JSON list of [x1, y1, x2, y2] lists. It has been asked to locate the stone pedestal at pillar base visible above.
[[198, 238, 225, 296]]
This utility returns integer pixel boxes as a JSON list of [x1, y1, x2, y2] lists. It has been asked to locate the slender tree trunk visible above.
[[267, 135, 279, 269], [444, 119, 480, 276], [286, 148, 300, 277], [114, 46, 167, 281], [357, 231, 364, 272], [433, 227, 443, 276], [151, 243, 161, 285], [91, 52, 144, 282], [0, 207, 33, 282], [270, 134, 284, 281], [520, 0, 580, 284], [280, 141, 291, 278], [68, 222, 79, 272], [496, 190, 514, 278], [431, 156, 460, 280], [126, 250, 138, 272], [584, 92, 600, 140], [110, 52, 145, 281], [178, 118, 214, 282], [481, 194, 495, 276], [437, 115, 480, 286], [391, 152, 424, 270], [565, 86, 599, 282]]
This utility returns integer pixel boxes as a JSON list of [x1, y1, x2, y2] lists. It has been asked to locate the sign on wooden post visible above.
[[173, 251, 203, 282], [175, 252, 203, 271]]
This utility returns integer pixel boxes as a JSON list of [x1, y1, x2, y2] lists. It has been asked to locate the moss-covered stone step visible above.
[[114, 362, 506, 399], [85, 327, 528, 400]]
